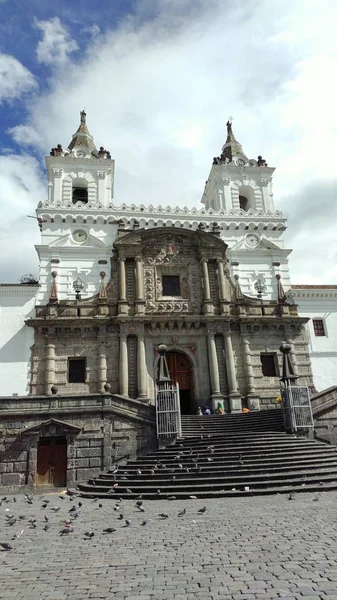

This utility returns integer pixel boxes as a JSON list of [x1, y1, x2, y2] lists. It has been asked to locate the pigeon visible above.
[[125, 519, 131, 527], [114, 505, 120, 511], [84, 531, 95, 539], [288, 492, 296, 501], [66, 489, 76, 496], [0, 543, 12, 551], [198, 506, 207, 514], [42, 499, 50, 504], [178, 508, 186, 517], [78, 501, 83, 508], [18, 515, 26, 521], [136, 500, 143, 507], [141, 519, 148, 526], [168, 496, 176, 501], [117, 513, 124, 520], [126, 489, 133, 494], [103, 527, 116, 534], [107, 489, 115, 495], [51, 507, 61, 512], [28, 518, 36, 526], [137, 506, 145, 513], [44, 515, 49, 522], [159, 513, 169, 519], [60, 527, 73, 535], [69, 506, 77, 513], [313, 492, 321, 501], [43, 524, 50, 532], [98, 504, 103, 509]]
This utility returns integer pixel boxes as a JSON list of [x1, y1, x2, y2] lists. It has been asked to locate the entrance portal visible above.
[[36, 437, 67, 487], [167, 352, 194, 415]]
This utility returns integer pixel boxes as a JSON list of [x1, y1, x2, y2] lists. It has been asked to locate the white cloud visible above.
[[0, 154, 45, 281], [3, 0, 337, 282], [0, 53, 36, 103], [34, 16, 79, 66]]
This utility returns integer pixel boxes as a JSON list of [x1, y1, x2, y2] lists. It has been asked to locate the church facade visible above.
[[26, 113, 313, 414]]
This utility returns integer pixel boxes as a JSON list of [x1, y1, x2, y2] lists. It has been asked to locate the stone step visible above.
[[104, 454, 337, 474]]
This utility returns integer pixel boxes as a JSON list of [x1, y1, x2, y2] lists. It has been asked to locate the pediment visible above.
[[114, 227, 228, 251], [230, 234, 283, 252], [22, 418, 82, 435], [49, 232, 108, 248]]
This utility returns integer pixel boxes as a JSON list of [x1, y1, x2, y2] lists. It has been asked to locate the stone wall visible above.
[[0, 393, 156, 491]]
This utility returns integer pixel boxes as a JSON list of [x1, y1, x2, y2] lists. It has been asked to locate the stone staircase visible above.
[[78, 410, 337, 499]]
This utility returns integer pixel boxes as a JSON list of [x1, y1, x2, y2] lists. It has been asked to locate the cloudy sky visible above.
[[0, 0, 336, 283]]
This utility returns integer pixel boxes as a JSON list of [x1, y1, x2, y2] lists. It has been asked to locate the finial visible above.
[[80, 109, 86, 124], [226, 118, 233, 135]]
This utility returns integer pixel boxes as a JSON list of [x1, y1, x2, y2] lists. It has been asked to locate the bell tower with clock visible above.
[[35, 111, 118, 304]]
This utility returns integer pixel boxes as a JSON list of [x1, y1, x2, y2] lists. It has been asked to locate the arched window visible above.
[[238, 185, 255, 211], [72, 179, 88, 204]]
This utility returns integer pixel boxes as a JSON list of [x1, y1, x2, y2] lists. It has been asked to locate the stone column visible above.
[[223, 330, 241, 412], [98, 343, 107, 394], [207, 333, 224, 411], [201, 259, 213, 315], [242, 338, 260, 411], [45, 341, 55, 396], [119, 334, 128, 397], [137, 334, 148, 400], [217, 259, 230, 315], [118, 258, 128, 315], [135, 257, 145, 315]]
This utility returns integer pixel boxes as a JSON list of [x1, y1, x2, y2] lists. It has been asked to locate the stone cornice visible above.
[[291, 286, 337, 299]]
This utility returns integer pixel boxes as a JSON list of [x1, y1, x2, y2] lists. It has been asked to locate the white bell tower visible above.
[[35, 111, 118, 304], [201, 119, 291, 300]]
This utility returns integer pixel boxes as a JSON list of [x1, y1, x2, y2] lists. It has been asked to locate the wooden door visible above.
[[36, 437, 67, 487], [167, 352, 193, 414]]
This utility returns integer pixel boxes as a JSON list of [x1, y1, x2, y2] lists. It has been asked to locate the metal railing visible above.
[[155, 381, 182, 442]]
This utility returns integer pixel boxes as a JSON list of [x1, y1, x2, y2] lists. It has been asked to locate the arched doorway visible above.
[[166, 351, 194, 415]]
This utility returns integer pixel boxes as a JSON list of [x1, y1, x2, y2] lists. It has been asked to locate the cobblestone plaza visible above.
[[1, 491, 337, 600]]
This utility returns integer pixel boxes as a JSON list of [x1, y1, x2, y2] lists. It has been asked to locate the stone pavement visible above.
[[1, 490, 337, 600]]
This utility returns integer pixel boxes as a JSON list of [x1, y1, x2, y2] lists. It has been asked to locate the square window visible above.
[[162, 275, 181, 296], [312, 319, 325, 336], [260, 353, 278, 377], [68, 358, 86, 383]]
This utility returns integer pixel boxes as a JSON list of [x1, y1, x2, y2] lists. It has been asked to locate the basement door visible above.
[[167, 352, 194, 415], [36, 437, 67, 487]]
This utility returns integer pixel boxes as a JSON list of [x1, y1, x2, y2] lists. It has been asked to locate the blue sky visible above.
[[0, 0, 336, 282]]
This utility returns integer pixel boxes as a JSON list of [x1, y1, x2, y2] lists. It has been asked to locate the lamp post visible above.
[[254, 278, 266, 299], [73, 277, 84, 300]]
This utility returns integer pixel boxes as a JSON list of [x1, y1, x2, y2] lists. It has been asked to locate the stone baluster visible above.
[[223, 330, 241, 412], [207, 333, 223, 410], [45, 341, 55, 396], [137, 334, 148, 400], [119, 334, 128, 396]]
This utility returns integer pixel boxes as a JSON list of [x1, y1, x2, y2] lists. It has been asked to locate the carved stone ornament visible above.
[[53, 169, 63, 177]]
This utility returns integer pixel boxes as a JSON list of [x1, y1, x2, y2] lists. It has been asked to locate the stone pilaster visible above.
[[119, 334, 128, 396], [201, 259, 214, 315], [207, 332, 224, 410], [242, 338, 260, 411], [223, 329, 241, 412], [137, 334, 148, 400], [44, 341, 55, 396]]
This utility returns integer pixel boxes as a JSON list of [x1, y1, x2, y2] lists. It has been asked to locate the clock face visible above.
[[246, 234, 259, 248], [75, 149, 87, 158], [73, 229, 88, 243]]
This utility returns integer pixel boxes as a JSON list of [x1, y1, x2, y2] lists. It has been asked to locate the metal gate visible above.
[[282, 385, 314, 432], [155, 381, 182, 443]]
